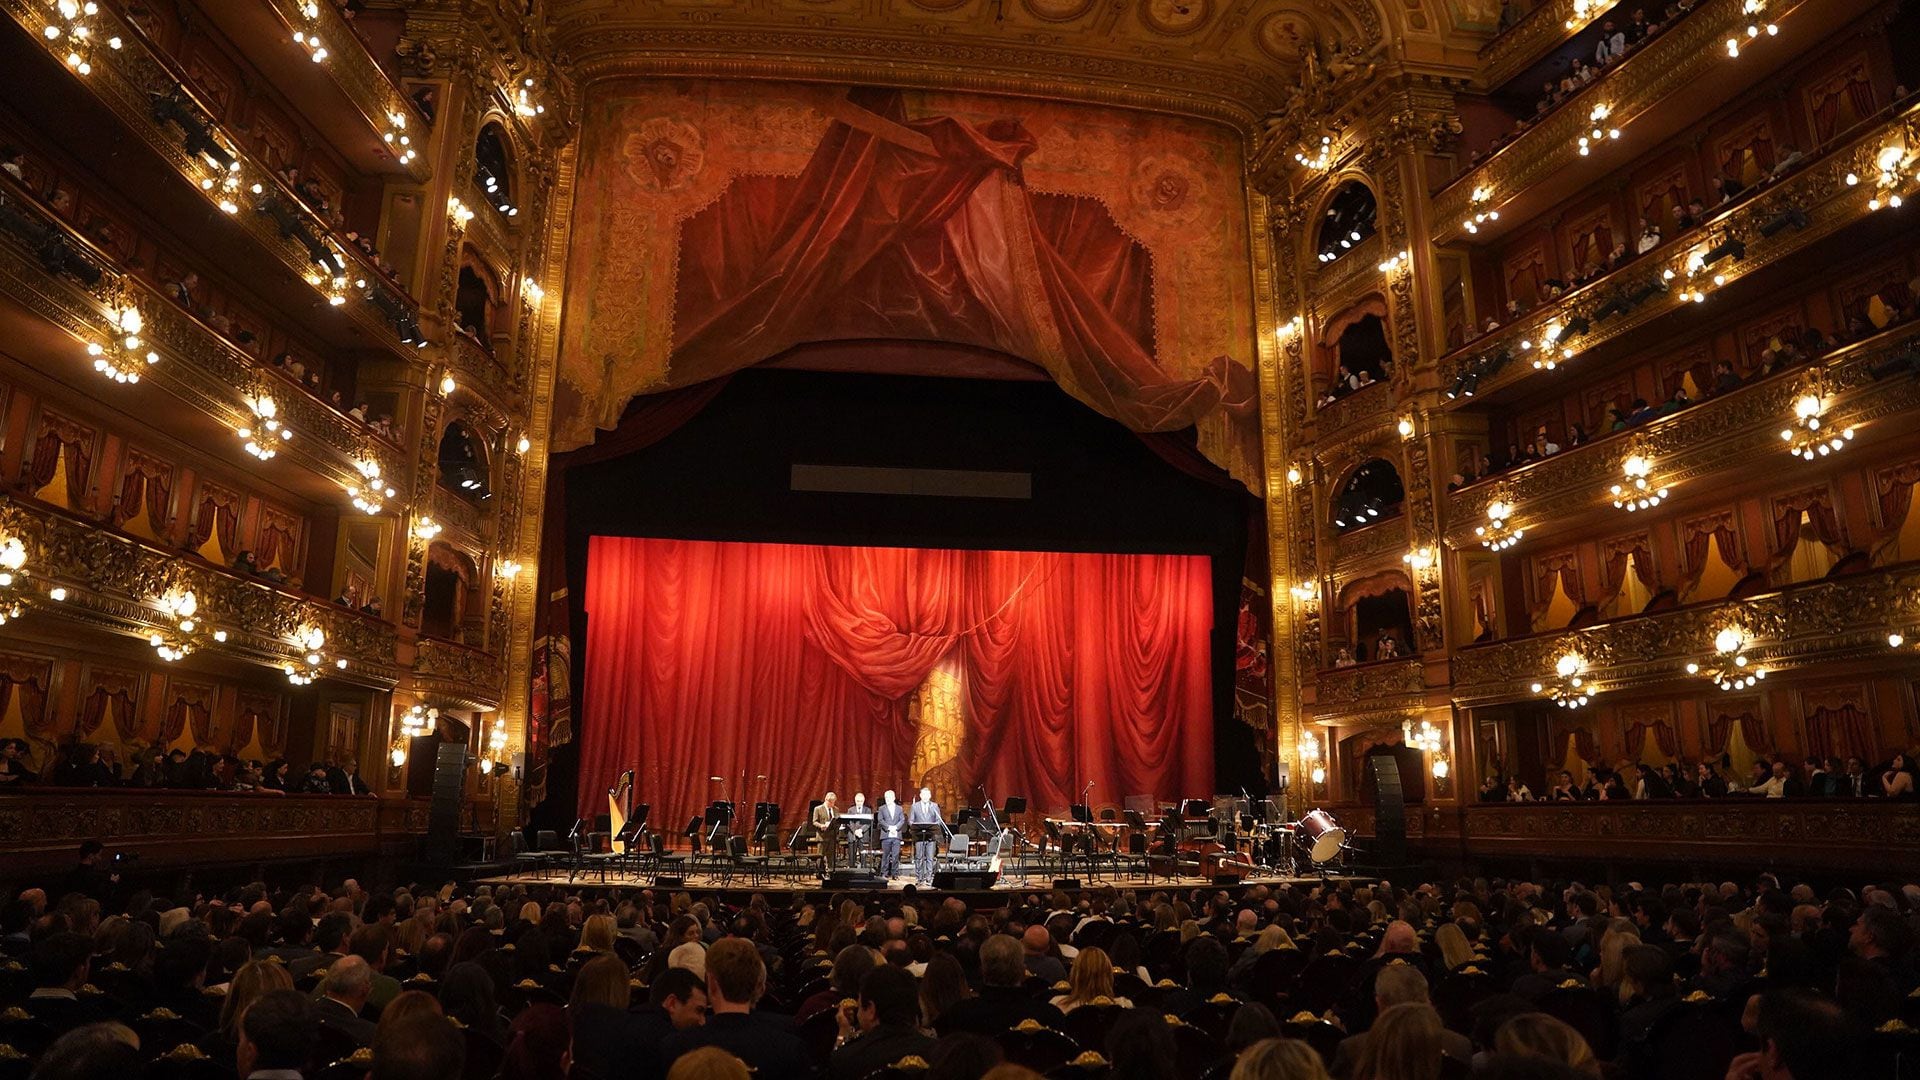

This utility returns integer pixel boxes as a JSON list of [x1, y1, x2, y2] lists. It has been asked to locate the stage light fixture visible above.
[[1700, 238, 1746, 267], [1759, 207, 1809, 237]]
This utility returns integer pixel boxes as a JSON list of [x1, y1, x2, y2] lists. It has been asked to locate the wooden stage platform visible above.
[[475, 864, 1378, 897]]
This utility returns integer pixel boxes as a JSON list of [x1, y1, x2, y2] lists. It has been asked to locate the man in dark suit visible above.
[[876, 790, 907, 880], [830, 966, 935, 1079], [660, 938, 815, 1077], [25, 932, 104, 1028], [933, 934, 1065, 1036], [1331, 966, 1473, 1075], [909, 787, 942, 885], [312, 954, 378, 1046], [238, 990, 316, 1080]]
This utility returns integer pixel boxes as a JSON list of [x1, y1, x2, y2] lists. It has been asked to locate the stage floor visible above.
[[476, 865, 1377, 896]]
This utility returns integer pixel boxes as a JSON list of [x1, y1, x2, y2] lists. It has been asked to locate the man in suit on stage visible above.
[[813, 792, 840, 870], [909, 787, 941, 885], [876, 790, 906, 879]]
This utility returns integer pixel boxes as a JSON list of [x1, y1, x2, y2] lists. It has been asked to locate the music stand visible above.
[[565, 818, 592, 882], [908, 823, 941, 884], [1070, 803, 1091, 824]]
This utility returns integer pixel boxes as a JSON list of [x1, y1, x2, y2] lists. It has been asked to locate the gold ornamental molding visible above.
[[1439, 100, 1920, 395], [0, 209, 403, 490], [255, 0, 433, 183], [0, 497, 402, 686], [1449, 562, 1920, 705], [0, 790, 382, 871], [1460, 802, 1920, 868], [1, 0, 423, 361], [412, 638, 503, 711], [1431, 0, 1844, 242], [1479, 0, 1624, 92], [1311, 387, 1400, 450], [1443, 319, 1920, 548], [1309, 657, 1427, 725]]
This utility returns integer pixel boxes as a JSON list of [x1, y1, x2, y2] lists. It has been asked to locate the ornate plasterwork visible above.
[[413, 638, 503, 710], [1461, 802, 1920, 867], [257, 0, 432, 181], [1444, 321, 1920, 546], [1441, 104, 1919, 393], [0, 497, 401, 685], [1313, 657, 1426, 708], [1450, 563, 1920, 704], [1479, 0, 1622, 91]]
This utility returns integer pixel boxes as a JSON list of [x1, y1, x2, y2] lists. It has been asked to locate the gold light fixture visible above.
[[478, 718, 508, 775], [522, 278, 545, 306], [1532, 651, 1594, 708], [1781, 377, 1854, 461], [1477, 499, 1523, 551], [1403, 545, 1436, 572], [87, 297, 157, 384], [198, 160, 245, 215], [513, 78, 547, 118], [1377, 249, 1411, 275], [438, 372, 457, 396], [448, 197, 475, 231], [284, 624, 347, 685], [1609, 451, 1668, 511], [1294, 135, 1333, 171], [1288, 579, 1320, 606], [1686, 625, 1765, 690], [383, 110, 416, 165], [347, 457, 395, 514], [515, 435, 532, 455], [1726, 0, 1778, 56], [1300, 730, 1325, 786], [44, 0, 122, 75], [0, 534, 65, 625], [1862, 144, 1912, 211], [149, 589, 224, 662], [495, 559, 523, 580], [1577, 104, 1620, 157], [391, 703, 439, 766], [238, 387, 290, 460], [412, 516, 442, 541], [1462, 186, 1500, 234]]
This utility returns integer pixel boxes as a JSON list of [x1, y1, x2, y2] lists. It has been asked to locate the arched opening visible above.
[[455, 257, 497, 346], [422, 542, 482, 643], [1337, 571, 1417, 664], [1332, 457, 1404, 532], [1316, 180, 1378, 265], [1316, 299, 1393, 403], [437, 419, 492, 501], [475, 123, 517, 217]]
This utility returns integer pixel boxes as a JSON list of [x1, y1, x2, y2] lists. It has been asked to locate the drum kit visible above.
[[1256, 807, 1350, 875]]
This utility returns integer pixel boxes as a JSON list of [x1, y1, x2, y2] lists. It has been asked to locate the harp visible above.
[[607, 768, 635, 854]]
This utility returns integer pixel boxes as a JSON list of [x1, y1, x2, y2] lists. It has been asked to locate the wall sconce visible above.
[[382, 109, 415, 165], [1294, 135, 1333, 171], [1403, 546, 1436, 572], [1686, 625, 1765, 690], [150, 589, 225, 662], [1726, 0, 1778, 56], [1782, 378, 1855, 460], [89, 299, 156, 384], [1531, 651, 1593, 708], [1288, 579, 1320, 606], [0, 534, 64, 624], [1463, 186, 1500, 234], [391, 703, 439, 767], [1397, 415, 1416, 439], [284, 625, 346, 685], [412, 517, 442, 541], [1285, 463, 1304, 485], [496, 560, 522, 580], [516, 434, 532, 455], [438, 372, 457, 396], [1275, 315, 1303, 341], [513, 77, 547, 118], [1377, 250, 1411, 275], [1577, 104, 1619, 156], [1300, 730, 1325, 787], [477, 718, 508, 776], [348, 457, 395, 514], [448, 197, 474, 231], [238, 388, 290, 460], [522, 278, 545, 306]]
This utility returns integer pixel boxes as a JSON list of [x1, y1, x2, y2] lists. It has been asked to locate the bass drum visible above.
[[1296, 809, 1345, 864]]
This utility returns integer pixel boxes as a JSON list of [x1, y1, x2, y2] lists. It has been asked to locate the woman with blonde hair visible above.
[[1352, 1001, 1443, 1080], [1179, 919, 1201, 944], [1252, 923, 1296, 955], [569, 953, 632, 1010], [517, 900, 543, 926], [214, 958, 293, 1061], [374, 989, 443, 1041], [1494, 1013, 1601, 1076], [578, 912, 617, 954], [1051, 946, 1131, 1013], [1231, 1037, 1332, 1080], [1433, 922, 1476, 971], [1589, 918, 1641, 991], [667, 1047, 752, 1080]]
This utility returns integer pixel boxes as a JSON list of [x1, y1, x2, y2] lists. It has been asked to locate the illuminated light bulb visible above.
[[517, 436, 532, 454], [1310, 766, 1325, 784], [1892, 632, 1906, 648], [438, 374, 457, 396]]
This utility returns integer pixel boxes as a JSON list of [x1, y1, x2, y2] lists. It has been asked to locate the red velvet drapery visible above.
[[1805, 703, 1874, 760], [1879, 462, 1920, 533], [577, 537, 1215, 824]]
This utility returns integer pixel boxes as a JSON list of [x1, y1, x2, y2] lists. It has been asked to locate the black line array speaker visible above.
[[1052, 878, 1081, 890], [1368, 753, 1408, 866], [934, 870, 999, 889], [824, 870, 887, 889]]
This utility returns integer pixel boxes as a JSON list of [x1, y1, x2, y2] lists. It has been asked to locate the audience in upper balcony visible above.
[[1484, 750, 1919, 804], [0, 741, 374, 795]]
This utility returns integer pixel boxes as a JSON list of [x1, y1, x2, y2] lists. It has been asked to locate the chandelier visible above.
[[412, 516, 442, 541], [1687, 626, 1766, 690], [1610, 452, 1668, 511], [1780, 381, 1854, 461], [391, 704, 439, 766], [0, 534, 65, 625], [149, 589, 224, 662], [347, 457, 395, 514], [1294, 135, 1333, 171], [1577, 104, 1620, 157], [513, 78, 546, 118], [44, 0, 122, 75], [88, 298, 157, 383], [291, 1, 327, 62], [284, 625, 346, 686], [1727, 0, 1778, 56], [1299, 730, 1324, 786], [1477, 499, 1523, 551], [238, 387, 290, 460], [1531, 651, 1593, 708], [383, 110, 415, 165]]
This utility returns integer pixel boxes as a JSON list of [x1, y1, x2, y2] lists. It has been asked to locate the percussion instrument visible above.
[[1297, 808, 1345, 864]]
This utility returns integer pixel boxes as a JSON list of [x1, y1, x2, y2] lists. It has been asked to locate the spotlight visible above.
[[1626, 278, 1669, 307], [1485, 349, 1514, 375], [1447, 375, 1467, 400], [1594, 292, 1629, 321], [1460, 371, 1480, 397], [1757, 207, 1809, 237], [1700, 238, 1747, 267], [1553, 317, 1590, 345]]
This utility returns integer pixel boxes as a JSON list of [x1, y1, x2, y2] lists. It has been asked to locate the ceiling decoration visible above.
[[545, 0, 1412, 129]]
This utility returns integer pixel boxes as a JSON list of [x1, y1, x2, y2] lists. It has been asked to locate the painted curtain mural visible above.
[[555, 80, 1261, 486]]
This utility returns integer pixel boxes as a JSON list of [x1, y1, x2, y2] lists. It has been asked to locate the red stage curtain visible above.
[[577, 538, 1214, 825]]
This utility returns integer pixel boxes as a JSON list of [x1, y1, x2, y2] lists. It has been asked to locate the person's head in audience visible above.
[[570, 952, 630, 1010], [1226, 1003, 1281, 1052], [1529, 930, 1573, 973], [1186, 936, 1229, 993], [499, 1002, 570, 1080], [237, 989, 316, 1078], [1230, 1038, 1332, 1080], [1494, 1013, 1600, 1076], [372, 1011, 466, 1080], [1354, 1001, 1443, 1080], [1062, 946, 1115, 1006], [704, 937, 765, 1012], [1735, 988, 1862, 1079], [1106, 1007, 1176, 1080], [927, 1032, 1003, 1080], [649, 964, 709, 1029], [375, 989, 443, 1041], [1850, 906, 1909, 960], [30, 1022, 140, 1080], [979, 933, 1027, 988], [854, 964, 919, 1034], [439, 960, 502, 1036], [921, 951, 971, 1027], [666, 1047, 751, 1080], [326, 953, 375, 1016], [219, 957, 294, 1036], [1374, 963, 1430, 1012], [32, 931, 91, 994]]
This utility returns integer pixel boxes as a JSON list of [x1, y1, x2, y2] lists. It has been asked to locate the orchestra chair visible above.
[[1278, 1012, 1344, 1069], [996, 1020, 1081, 1074], [312, 1048, 374, 1080], [143, 1044, 228, 1080], [725, 834, 768, 887], [798, 1007, 842, 1064], [1431, 965, 1497, 1034], [648, 832, 686, 883], [133, 1007, 206, 1059], [1181, 994, 1244, 1042], [1538, 984, 1619, 1062], [1628, 997, 1747, 1080]]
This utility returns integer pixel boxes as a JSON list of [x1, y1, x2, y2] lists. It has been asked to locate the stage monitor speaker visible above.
[[825, 870, 887, 889], [934, 870, 1000, 889], [1368, 754, 1408, 866], [1052, 878, 1081, 891], [654, 875, 685, 889], [1213, 873, 1242, 887]]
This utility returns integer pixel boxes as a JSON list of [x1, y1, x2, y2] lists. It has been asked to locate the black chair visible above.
[[1182, 995, 1243, 1042], [1168, 1019, 1231, 1080], [726, 833, 768, 886], [1247, 947, 1309, 1009], [1539, 985, 1619, 1062], [861, 1055, 934, 1080], [1633, 998, 1751, 1080], [1046, 1051, 1112, 1080], [1289, 952, 1356, 1015], [145, 1044, 235, 1080], [1279, 1015, 1344, 1068], [134, 1007, 209, 1059], [1432, 966, 1498, 1034], [1057, 1004, 1126, 1054], [311, 1048, 373, 1080], [649, 832, 686, 883], [997, 1022, 1082, 1074], [798, 1005, 842, 1065], [0, 1012, 53, 1059]]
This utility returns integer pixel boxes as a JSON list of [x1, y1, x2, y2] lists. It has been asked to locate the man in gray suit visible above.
[[908, 787, 942, 885], [876, 789, 907, 879]]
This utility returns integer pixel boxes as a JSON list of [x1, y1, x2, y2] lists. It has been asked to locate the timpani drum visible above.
[[1297, 809, 1345, 864]]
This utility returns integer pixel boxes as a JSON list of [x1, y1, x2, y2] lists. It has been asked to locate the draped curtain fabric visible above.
[[188, 486, 241, 553], [1804, 703, 1874, 760], [1709, 709, 1768, 755], [29, 416, 93, 498], [1530, 555, 1583, 618], [256, 508, 300, 570], [1625, 718, 1679, 759], [1551, 721, 1598, 765], [577, 537, 1215, 825], [1877, 463, 1920, 533], [1771, 490, 1843, 562], [1602, 538, 1656, 596], [79, 687, 135, 742], [162, 696, 212, 749], [114, 453, 172, 532], [1683, 519, 1741, 575]]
